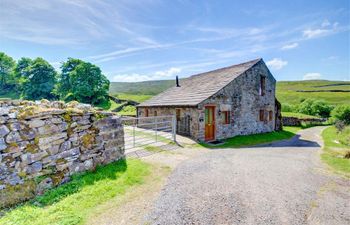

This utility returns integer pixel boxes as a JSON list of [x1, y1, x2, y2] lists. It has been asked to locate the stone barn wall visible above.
[[0, 100, 124, 208]]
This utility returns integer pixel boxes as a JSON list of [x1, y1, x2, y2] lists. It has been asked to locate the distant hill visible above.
[[109, 80, 176, 95], [110, 79, 350, 105], [2, 80, 349, 107], [276, 80, 350, 105]]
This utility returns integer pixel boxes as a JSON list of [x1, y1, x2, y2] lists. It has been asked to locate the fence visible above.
[[121, 115, 176, 152]]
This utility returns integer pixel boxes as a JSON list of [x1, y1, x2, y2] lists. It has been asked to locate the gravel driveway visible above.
[[143, 127, 350, 225]]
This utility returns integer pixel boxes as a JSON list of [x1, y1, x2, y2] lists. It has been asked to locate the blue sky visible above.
[[0, 0, 349, 82]]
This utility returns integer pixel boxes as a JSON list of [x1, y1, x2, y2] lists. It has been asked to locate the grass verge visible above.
[[0, 159, 151, 225], [321, 126, 350, 176], [200, 126, 301, 148]]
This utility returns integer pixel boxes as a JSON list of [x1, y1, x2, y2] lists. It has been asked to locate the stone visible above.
[[56, 162, 70, 171], [9, 122, 23, 131], [50, 117, 63, 124], [58, 122, 68, 131], [59, 147, 80, 159], [83, 159, 94, 170], [36, 177, 53, 195], [37, 124, 60, 135], [21, 151, 48, 164], [5, 131, 22, 143], [42, 155, 57, 165], [0, 99, 125, 208], [0, 138, 6, 151], [3, 144, 20, 154], [6, 173, 23, 185], [37, 133, 67, 146], [0, 125, 10, 137], [0, 116, 6, 124], [8, 112, 17, 119], [46, 145, 60, 155], [0, 107, 10, 116], [28, 119, 45, 128], [20, 128, 36, 140], [69, 162, 85, 173], [70, 122, 78, 128], [77, 119, 90, 125], [26, 162, 43, 174], [59, 141, 71, 152], [73, 124, 91, 132]]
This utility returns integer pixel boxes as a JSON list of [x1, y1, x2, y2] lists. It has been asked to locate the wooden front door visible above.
[[205, 106, 215, 141]]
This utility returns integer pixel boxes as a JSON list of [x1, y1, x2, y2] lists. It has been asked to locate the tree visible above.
[[14, 57, 32, 78], [298, 98, 333, 118], [0, 52, 16, 92], [14, 57, 32, 91], [310, 100, 334, 118], [56, 58, 83, 99], [331, 105, 350, 125], [22, 58, 57, 100], [69, 62, 109, 105]]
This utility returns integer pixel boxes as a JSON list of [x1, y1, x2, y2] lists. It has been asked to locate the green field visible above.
[[109, 80, 174, 95], [321, 126, 350, 176], [2, 80, 349, 116], [276, 80, 350, 105], [108, 80, 350, 106], [107, 80, 350, 115]]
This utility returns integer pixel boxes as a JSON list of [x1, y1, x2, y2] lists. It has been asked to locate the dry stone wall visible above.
[[0, 100, 124, 208], [282, 117, 327, 126]]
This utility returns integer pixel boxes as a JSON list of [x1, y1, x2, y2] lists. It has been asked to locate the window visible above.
[[259, 75, 266, 96], [259, 109, 264, 121], [176, 108, 181, 121], [144, 108, 149, 117], [269, 110, 273, 121], [154, 111, 157, 116], [222, 111, 231, 124]]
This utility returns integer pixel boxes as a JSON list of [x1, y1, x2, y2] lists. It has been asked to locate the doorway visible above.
[[205, 106, 216, 141]]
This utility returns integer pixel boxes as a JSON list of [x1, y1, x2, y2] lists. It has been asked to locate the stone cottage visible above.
[[137, 58, 282, 142]]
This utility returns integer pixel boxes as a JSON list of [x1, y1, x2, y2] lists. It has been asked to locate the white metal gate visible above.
[[121, 115, 176, 154]]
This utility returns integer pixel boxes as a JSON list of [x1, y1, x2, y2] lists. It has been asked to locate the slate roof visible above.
[[138, 58, 262, 107]]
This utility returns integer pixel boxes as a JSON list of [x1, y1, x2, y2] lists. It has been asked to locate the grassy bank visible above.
[[321, 126, 350, 176], [281, 112, 319, 119], [0, 159, 152, 225], [201, 126, 301, 148]]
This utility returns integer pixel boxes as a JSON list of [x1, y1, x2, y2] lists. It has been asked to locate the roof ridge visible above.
[[138, 58, 264, 107], [188, 58, 261, 79]]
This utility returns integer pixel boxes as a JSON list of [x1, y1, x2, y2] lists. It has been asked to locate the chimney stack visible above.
[[176, 75, 180, 87]]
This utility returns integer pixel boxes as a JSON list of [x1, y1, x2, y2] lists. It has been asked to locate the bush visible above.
[[298, 99, 334, 118], [331, 105, 350, 125], [338, 126, 350, 146], [335, 120, 346, 132], [281, 103, 297, 112]]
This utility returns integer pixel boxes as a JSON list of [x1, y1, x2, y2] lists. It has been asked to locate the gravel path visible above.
[[143, 127, 350, 225]]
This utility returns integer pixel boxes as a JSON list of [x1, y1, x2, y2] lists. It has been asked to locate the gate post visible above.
[[172, 115, 176, 142], [155, 117, 157, 143], [133, 119, 136, 147]]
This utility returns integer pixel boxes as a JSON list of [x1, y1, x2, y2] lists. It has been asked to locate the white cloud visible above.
[[302, 20, 342, 39], [281, 42, 298, 50], [303, 73, 322, 80], [112, 67, 182, 82], [321, 19, 331, 27], [303, 29, 330, 39], [154, 67, 181, 77], [266, 58, 288, 70]]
